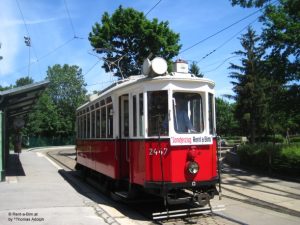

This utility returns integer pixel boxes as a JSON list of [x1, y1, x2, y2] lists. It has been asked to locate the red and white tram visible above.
[[75, 58, 220, 207]]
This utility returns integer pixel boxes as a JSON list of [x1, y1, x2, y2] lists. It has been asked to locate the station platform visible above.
[[0, 150, 120, 225]]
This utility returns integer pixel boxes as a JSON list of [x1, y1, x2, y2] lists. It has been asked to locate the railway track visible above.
[[43, 148, 300, 224], [43, 149, 234, 224]]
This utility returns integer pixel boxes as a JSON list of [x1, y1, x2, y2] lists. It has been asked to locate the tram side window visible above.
[[87, 111, 91, 138], [101, 107, 106, 138], [96, 108, 100, 138], [107, 104, 113, 138], [148, 91, 168, 136], [91, 109, 96, 138], [83, 113, 87, 138], [133, 95, 137, 136], [139, 93, 144, 136], [208, 93, 215, 135]]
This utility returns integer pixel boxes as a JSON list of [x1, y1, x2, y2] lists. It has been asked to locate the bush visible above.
[[290, 136, 300, 143], [237, 143, 300, 176], [237, 144, 280, 170]]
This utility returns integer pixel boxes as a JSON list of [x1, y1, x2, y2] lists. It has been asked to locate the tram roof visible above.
[[78, 73, 215, 111]]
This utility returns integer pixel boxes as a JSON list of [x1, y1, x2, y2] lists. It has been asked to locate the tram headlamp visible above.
[[187, 161, 199, 174]]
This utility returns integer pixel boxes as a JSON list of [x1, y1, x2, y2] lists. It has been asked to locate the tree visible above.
[[89, 6, 181, 78], [26, 64, 87, 139], [230, 0, 299, 81], [216, 98, 239, 136], [15, 76, 33, 87], [229, 27, 268, 143], [189, 62, 204, 77], [229, 0, 300, 135]]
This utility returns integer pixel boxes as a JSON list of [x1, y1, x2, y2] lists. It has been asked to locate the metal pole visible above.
[[0, 110, 4, 181]]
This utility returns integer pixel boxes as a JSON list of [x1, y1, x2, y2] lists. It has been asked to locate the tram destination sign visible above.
[[170, 135, 213, 146]]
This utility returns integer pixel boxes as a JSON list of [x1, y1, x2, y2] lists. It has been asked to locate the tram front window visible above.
[[173, 93, 204, 133], [148, 91, 168, 136]]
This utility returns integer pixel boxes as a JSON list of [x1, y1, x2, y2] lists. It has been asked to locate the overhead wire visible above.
[[202, 55, 240, 73], [179, 0, 277, 55], [196, 16, 260, 64], [13, 0, 87, 76], [64, 0, 77, 38], [15, 0, 41, 77], [145, 0, 162, 16]]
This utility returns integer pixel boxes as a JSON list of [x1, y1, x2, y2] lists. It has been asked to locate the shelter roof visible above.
[[0, 80, 49, 119]]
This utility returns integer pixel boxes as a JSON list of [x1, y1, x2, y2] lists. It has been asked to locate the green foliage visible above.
[[230, 0, 269, 8], [189, 62, 204, 77], [25, 64, 87, 142], [290, 136, 300, 143], [229, 0, 300, 138], [237, 143, 300, 176], [89, 6, 181, 78], [15, 76, 33, 87], [216, 98, 239, 136], [229, 27, 270, 143]]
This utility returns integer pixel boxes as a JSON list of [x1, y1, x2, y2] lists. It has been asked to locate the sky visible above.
[[0, 0, 264, 97]]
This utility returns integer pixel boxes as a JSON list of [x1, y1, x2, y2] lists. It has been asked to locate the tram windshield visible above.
[[173, 92, 204, 134]]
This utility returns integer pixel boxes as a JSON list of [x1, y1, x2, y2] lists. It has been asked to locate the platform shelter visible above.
[[0, 80, 49, 181]]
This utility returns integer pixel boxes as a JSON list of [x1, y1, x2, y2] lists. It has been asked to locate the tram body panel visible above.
[[77, 139, 119, 179], [129, 140, 146, 185], [142, 139, 218, 184]]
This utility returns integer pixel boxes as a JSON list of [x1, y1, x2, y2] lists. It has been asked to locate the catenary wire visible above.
[[196, 17, 260, 64], [180, 0, 277, 54], [15, 0, 41, 76], [145, 0, 162, 16]]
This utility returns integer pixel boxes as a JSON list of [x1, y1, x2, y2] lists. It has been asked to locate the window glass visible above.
[[147, 91, 168, 136], [101, 107, 106, 138], [91, 110, 95, 138], [87, 112, 90, 138], [107, 104, 113, 138], [96, 109, 100, 138], [208, 93, 215, 135], [82, 115, 86, 138], [106, 96, 112, 103], [139, 93, 144, 136], [123, 99, 129, 137], [133, 95, 137, 136], [173, 92, 204, 134]]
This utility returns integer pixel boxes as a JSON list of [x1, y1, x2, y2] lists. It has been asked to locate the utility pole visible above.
[[0, 42, 3, 61], [24, 36, 31, 76], [0, 111, 4, 181]]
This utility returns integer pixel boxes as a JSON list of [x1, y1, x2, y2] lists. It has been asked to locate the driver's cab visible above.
[[146, 87, 215, 145]]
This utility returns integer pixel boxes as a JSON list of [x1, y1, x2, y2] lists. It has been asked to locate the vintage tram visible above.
[[75, 58, 220, 208]]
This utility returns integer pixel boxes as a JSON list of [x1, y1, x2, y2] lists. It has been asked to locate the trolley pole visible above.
[[0, 111, 4, 181]]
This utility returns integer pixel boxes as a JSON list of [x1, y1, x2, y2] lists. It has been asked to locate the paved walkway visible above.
[[0, 151, 115, 225], [221, 164, 300, 215]]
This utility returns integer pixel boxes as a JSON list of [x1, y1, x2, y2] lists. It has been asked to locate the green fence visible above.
[[25, 135, 75, 148]]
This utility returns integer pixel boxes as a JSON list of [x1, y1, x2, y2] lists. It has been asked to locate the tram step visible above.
[[114, 191, 129, 198], [152, 205, 225, 220]]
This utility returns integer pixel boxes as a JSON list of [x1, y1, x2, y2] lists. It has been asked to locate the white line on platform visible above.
[[36, 152, 63, 170]]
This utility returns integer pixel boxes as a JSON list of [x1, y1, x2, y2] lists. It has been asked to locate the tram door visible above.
[[119, 95, 129, 180]]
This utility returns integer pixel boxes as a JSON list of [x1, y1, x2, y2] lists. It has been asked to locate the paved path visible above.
[[0, 151, 114, 225]]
